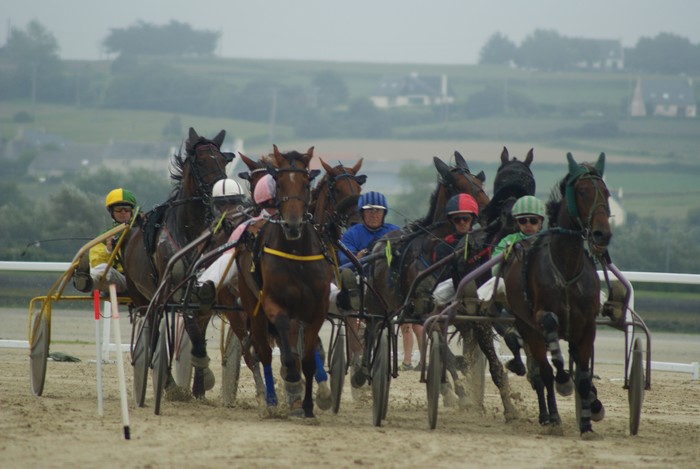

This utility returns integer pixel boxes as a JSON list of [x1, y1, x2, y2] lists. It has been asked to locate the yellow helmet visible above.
[[105, 188, 137, 209]]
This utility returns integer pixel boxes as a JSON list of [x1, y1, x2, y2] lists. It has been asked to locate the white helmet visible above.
[[212, 178, 244, 199]]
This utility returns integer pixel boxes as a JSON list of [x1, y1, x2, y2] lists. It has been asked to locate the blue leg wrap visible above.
[[263, 364, 278, 406], [314, 348, 328, 383]]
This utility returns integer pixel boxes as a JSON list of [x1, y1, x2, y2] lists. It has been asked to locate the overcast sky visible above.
[[3, 0, 699, 64]]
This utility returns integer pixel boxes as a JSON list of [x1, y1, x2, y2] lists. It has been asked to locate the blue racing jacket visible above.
[[337, 222, 400, 267]]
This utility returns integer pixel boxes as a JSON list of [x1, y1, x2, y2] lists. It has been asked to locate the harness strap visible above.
[[253, 291, 265, 317], [263, 246, 325, 262]]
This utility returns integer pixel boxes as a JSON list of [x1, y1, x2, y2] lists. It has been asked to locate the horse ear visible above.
[[355, 175, 367, 185], [476, 170, 486, 182], [212, 130, 226, 149], [272, 145, 283, 163], [352, 157, 364, 174], [319, 157, 334, 174], [433, 157, 454, 183], [307, 146, 315, 158], [239, 153, 260, 171], [525, 148, 534, 166], [567, 152, 585, 178], [501, 147, 510, 165], [595, 152, 606, 176], [237, 171, 252, 181], [187, 127, 198, 152], [309, 169, 321, 181], [453, 151, 469, 172]]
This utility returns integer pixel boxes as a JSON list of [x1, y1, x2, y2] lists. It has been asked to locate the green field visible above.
[[2, 58, 700, 221]]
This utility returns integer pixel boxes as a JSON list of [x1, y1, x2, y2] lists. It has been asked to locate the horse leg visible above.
[[272, 314, 304, 415], [250, 312, 278, 409], [301, 335, 320, 419], [527, 337, 560, 425], [314, 339, 332, 411], [539, 311, 573, 396], [441, 347, 461, 407], [183, 314, 214, 399], [474, 323, 519, 422], [571, 341, 602, 436]]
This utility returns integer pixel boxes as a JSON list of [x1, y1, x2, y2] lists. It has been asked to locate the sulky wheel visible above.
[[628, 337, 645, 436], [427, 330, 443, 430], [221, 326, 242, 407], [131, 315, 150, 407], [371, 330, 390, 427], [330, 332, 346, 414], [30, 310, 51, 396], [153, 316, 169, 415], [173, 315, 192, 388]]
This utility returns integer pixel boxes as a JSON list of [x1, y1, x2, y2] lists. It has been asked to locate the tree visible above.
[[0, 20, 67, 102], [479, 33, 517, 65], [311, 70, 349, 108], [102, 21, 220, 57], [627, 33, 700, 74], [516, 29, 571, 70]]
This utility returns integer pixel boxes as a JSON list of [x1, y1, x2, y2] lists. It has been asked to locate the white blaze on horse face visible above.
[[289, 172, 296, 184]]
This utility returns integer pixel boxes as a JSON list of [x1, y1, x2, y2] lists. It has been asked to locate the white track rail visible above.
[[2, 262, 698, 379]]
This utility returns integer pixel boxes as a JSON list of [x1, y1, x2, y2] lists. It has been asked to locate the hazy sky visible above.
[[3, 0, 700, 64]]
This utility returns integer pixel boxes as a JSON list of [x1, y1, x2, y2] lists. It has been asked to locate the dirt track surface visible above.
[[1, 307, 699, 469]]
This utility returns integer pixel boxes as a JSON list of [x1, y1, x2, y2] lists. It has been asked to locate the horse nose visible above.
[[592, 230, 612, 247]]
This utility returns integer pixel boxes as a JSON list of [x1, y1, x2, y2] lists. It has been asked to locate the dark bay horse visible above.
[[122, 127, 233, 399], [368, 152, 490, 326], [236, 146, 333, 418], [483, 147, 536, 248], [503, 152, 611, 436]]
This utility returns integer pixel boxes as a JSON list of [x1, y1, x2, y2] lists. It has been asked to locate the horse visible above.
[[236, 145, 333, 418], [213, 155, 365, 409], [122, 127, 233, 400], [503, 152, 611, 436], [359, 154, 490, 391], [482, 147, 536, 248]]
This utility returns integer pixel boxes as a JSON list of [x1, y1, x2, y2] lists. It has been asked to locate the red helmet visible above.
[[446, 193, 479, 217]]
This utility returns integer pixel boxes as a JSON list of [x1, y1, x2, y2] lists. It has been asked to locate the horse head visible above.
[[483, 146, 537, 236], [559, 152, 612, 254], [238, 152, 274, 194], [270, 145, 319, 240], [182, 127, 233, 197], [316, 157, 366, 231], [433, 153, 489, 223]]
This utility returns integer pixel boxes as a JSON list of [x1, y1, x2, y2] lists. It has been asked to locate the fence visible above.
[[1, 261, 698, 379]]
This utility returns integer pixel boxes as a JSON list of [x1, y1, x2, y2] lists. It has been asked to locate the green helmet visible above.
[[512, 195, 545, 218], [105, 188, 137, 209]]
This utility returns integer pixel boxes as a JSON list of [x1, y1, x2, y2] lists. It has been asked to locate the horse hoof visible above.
[[316, 381, 332, 411], [351, 369, 367, 388], [592, 400, 605, 422], [441, 384, 459, 408], [165, 384, 192, 402], [506, 359, 526, 376], [202, 367, 216, 391], [580, 429, 602, 441], [555, 377, 574, 397]]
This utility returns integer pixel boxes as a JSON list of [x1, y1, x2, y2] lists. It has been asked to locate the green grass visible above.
[[0, 103, 293, 144]]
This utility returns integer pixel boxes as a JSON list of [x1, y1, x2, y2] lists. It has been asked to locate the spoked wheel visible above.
[[221, 325, 242, 407], [628, 337, 645, 435], [330, 333, 346, 414], [152, 316, 169, 415], [30, 310, 51, 396], [427, 330, 443, 430], [371, 330, 390, 427], [131, 315, 151, 407], [173, 315, 192, 388]]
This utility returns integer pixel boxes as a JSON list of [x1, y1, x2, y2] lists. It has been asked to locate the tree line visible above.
[[479, 29, 700, 74]]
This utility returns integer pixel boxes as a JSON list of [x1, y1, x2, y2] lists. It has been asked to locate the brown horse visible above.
[[122, 127, 233, 401], [236, 145, 333, 418], [503, 152, 611, 436]]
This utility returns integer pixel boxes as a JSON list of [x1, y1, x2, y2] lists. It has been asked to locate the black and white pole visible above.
[[108, 284, 131, 440]]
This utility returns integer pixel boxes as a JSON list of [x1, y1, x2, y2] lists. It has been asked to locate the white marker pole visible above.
[[109, 284, 131, 440], [93, 290, 104, 417]]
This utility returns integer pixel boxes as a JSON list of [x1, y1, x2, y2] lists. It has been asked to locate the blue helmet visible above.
[[358, 191, 388, 212]]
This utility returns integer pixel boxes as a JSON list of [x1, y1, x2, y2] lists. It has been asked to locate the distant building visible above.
[[570, 38, 624, 71], [369, 72, 454, 109], [629, 77, 697, 118]]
